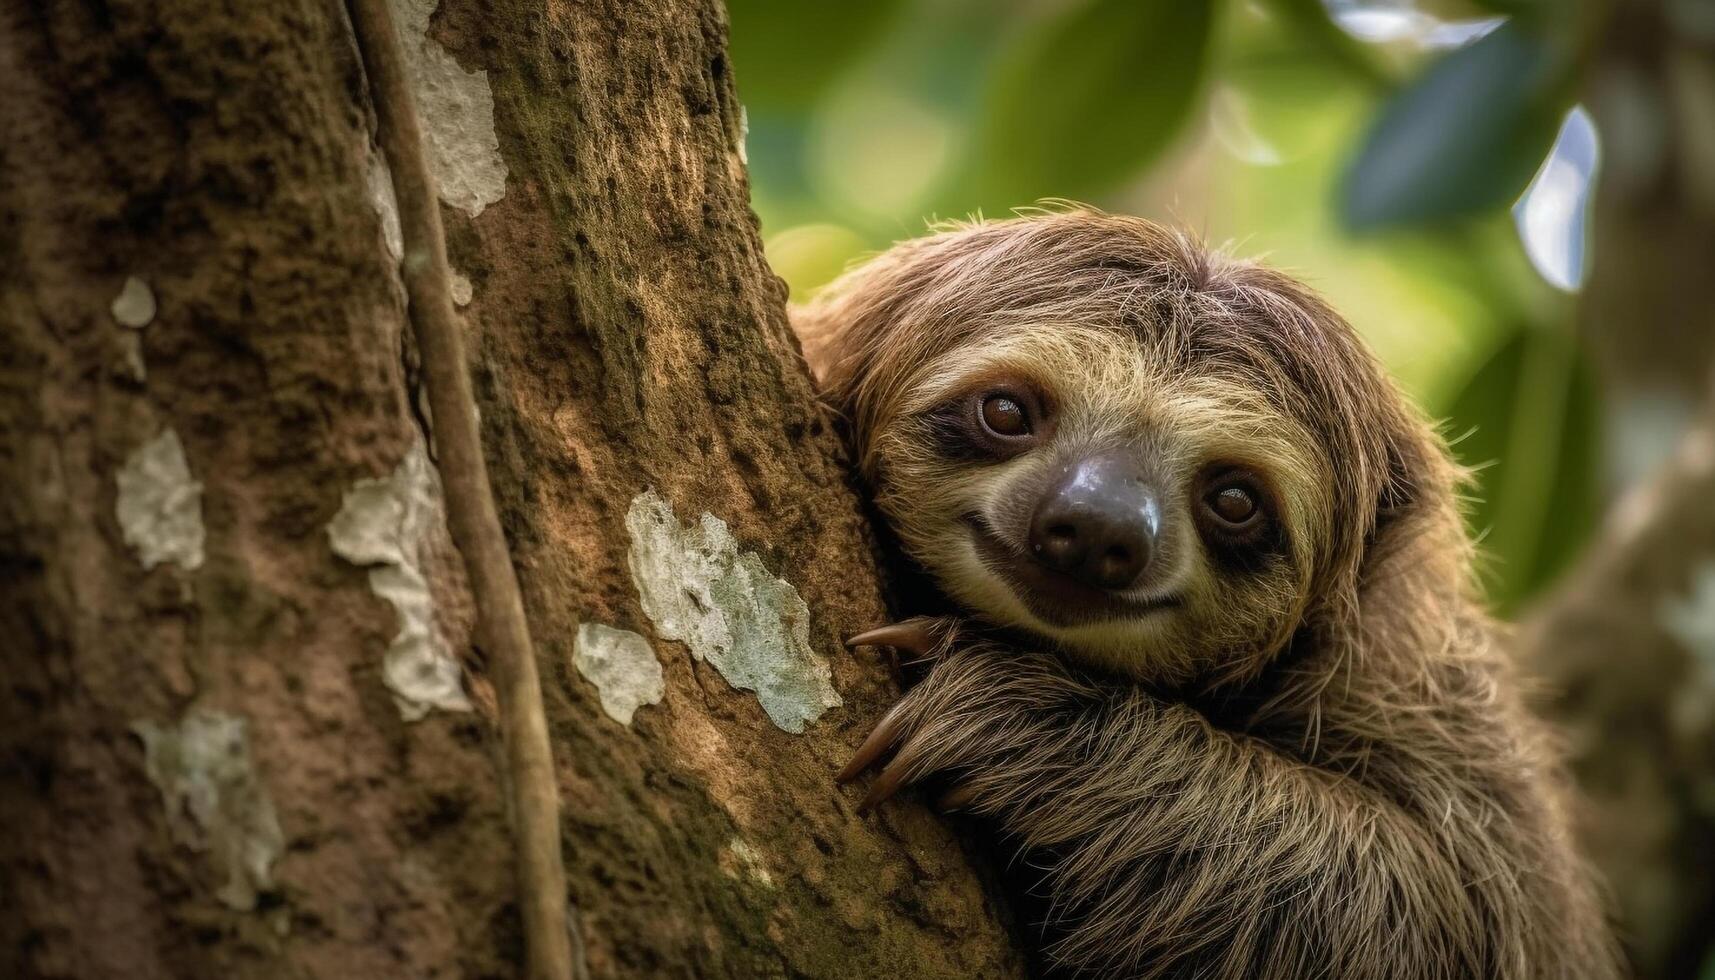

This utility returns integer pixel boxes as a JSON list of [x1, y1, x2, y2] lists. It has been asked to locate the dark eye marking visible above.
[[919, 401, 993, 462], [1194, 466, 1288, 574], [919, 382, 1051, 462]]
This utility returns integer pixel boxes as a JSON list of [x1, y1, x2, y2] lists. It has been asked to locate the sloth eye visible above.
[[979, 394, 1030, 438], [923, 383, 1048, 462], [1195, 467, 1281, 571], [1207, 485, 1258, 526]]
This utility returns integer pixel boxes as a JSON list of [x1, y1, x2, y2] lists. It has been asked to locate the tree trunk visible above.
[[0, 1, 1021, 976], [1525, 3, 1715, 976], [1523, 400, 1715, 980]]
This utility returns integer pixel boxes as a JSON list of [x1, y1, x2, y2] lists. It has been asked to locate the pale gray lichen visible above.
[[723, 836, 775, 888], [111, 275, 156, 328], [450, 271, 474, 306], [572, 622, 665, 726], [326, 438, 472, 720], [387, 0, 508, 217], [365, 151, 404, 260], [117, 428, 205, 570], [625, 489, 841, 733], [120, 332, 147, 382], [133, 709, 284, 911]]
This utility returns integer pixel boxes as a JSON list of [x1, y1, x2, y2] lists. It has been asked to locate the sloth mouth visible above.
[[963, 514, 1181, 628]]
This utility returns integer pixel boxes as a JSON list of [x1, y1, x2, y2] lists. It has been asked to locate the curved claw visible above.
[[859, 738, 926, 812], [936, 782, 980, 813], [835, 699, 911, 784], [845, 618, 940, 657]]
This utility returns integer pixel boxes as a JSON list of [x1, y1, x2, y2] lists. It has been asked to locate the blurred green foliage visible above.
[[1341, 22, 1568, 228], [969, 0, 1215, 207], [726, 0, 1604, 615]]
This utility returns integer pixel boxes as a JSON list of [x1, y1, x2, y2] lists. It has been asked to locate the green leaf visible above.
[[724, 0, 905, 110], [1218, 3, 1376, 166], [1341, 22, 1570, 231], [1259, 0, 1391, 89], [1443, 326, 1602, 614], [969, 0, 1216, 208]]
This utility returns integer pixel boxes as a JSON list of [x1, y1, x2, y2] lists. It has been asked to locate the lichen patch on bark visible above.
[[365, 151, 404, 260], [132, 709, 285, 911], [110, 275, 156, 328], [449, 270, 473, 306], [326, 438, 472, 720], [116, 428, 205, 570], [572, 622, 665, 726], [625, 489, 842, 733], [720, 836, 774, 888], [386, 0, 507, 217], [119, 333, 147, 381]]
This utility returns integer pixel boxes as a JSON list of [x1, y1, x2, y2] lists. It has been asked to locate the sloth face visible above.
[[798, 214, 1423, 686], [867, 323, 1331, 685]]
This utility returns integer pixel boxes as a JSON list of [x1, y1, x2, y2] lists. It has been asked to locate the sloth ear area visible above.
[[788, 307, 863, 434], [1373, 408, 1465, 537], [787, 304, 845, 394], [787, 236, 947, 419]]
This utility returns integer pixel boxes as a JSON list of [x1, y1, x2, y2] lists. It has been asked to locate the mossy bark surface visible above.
[[0, 1, 1021, 976]]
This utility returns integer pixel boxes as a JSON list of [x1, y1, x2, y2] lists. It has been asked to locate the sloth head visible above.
[[794, 211, 1452, 686]]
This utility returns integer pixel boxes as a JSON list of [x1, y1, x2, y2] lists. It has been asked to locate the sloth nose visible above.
[[1028, 453, 1160, 591]]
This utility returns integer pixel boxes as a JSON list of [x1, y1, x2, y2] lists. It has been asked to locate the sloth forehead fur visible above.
[[796, 210, 1438, 686]]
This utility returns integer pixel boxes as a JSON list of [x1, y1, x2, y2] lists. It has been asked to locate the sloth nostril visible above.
[[1026, 454, 1159, 591], [1035, 523, 1083, 564], [1096, 547, 1139, 589]]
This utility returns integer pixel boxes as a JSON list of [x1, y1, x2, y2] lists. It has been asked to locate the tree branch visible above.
[[343, 1, 576, 977]]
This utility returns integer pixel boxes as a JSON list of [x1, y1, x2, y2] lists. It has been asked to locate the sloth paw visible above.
[[837, 632, 1094, 816], [836, 710, 975, 814], [833, 696, 912, 807], [837, 617, 966, 811]]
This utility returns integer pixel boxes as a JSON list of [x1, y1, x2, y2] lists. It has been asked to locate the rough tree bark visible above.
[[1524, 2, 1715, 976], [0, 0, 1021, 977]]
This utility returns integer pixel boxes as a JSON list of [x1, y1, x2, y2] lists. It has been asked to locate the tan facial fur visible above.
[[868, 323, 1326, 683], [795, 210, 1418, 688]]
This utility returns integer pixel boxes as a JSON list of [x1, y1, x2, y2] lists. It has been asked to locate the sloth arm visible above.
[[846, 637, 1560, 980]]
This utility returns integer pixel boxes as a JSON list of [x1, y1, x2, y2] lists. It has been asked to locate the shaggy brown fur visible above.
[[796, 211, 1619, 978]]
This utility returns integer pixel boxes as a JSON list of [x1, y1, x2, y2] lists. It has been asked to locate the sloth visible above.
[[792, 212, 1618, 979]]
